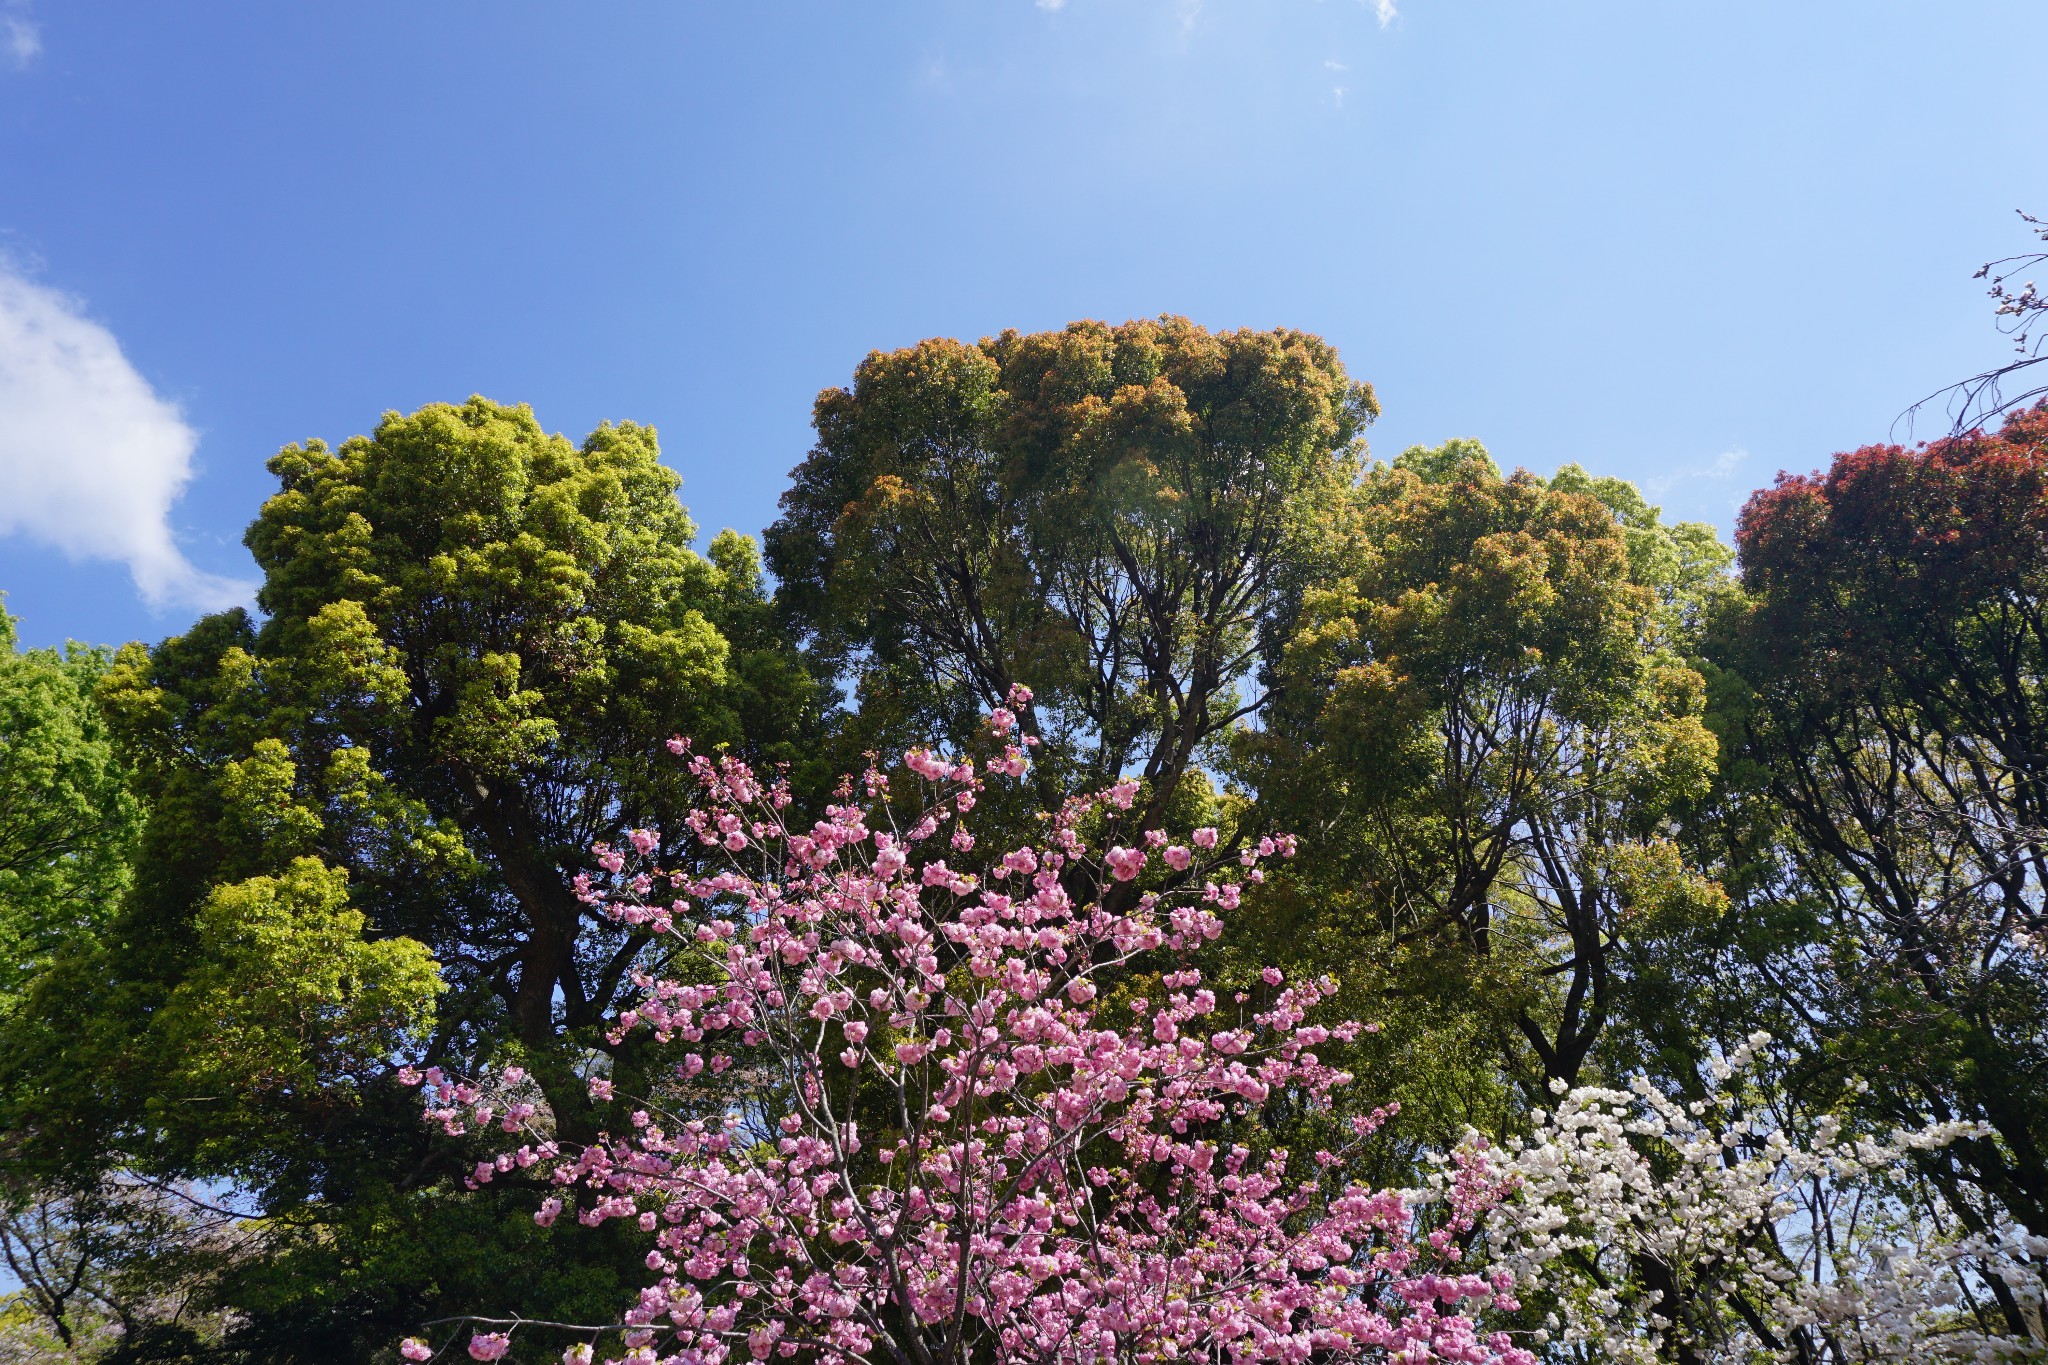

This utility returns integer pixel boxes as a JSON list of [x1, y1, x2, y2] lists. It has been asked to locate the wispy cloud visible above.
[[1372, 0, 1398, 29], [1036, 0, 1066, 10], [1644, 448, 1749, 501], [3, 1, 39, 70], [1704, 448, 1745, 478], [0, 264, 254, 612]]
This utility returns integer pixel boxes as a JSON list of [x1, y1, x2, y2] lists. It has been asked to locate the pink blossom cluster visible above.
[[410, 708, 1532, 1365]]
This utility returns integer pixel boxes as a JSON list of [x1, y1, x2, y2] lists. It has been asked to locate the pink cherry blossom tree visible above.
[[400, 689, 1533, 1365]]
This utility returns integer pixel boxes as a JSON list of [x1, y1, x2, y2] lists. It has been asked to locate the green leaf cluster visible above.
[[0, 601, 139, 1012]]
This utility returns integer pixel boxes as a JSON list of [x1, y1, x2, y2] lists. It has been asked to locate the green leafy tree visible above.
[[6, 399, 822, 1361], [0, 606, 212, 1363], [766, 316, 1376, 825], [0, 601, 139, 1012], [1242, 444, 1731, 1111]]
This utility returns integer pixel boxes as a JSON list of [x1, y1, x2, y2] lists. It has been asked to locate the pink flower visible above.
[[1163, 845, 1193, 871], [535, 1197, 562, 1227], [587, 1077, 614, 1101], [400, 1340, 432, 1362], [1105, 846, 1147, 881], [1193, 826, 1219, 849], [468, 1331, 511, 1360]]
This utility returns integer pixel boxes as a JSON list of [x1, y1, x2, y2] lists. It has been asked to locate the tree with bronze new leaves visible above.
[[1241, 442, 1732, 1115], [767, 316, 1376, 828]]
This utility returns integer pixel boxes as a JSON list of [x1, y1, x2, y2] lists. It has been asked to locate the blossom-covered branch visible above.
[[402, 690, 1531, 1365]]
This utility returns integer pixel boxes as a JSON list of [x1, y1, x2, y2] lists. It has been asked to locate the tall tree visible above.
[[0, 604, 151, 1357], [1243, 444, 1730, 1100], [5, 399, 823, 1361], [1711, 405, 2048, 1251], [766, 316, 1376, 824]]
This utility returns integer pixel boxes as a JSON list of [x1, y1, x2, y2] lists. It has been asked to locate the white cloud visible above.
[[3, 1, 39, 69], [1373, 0, 1398, 28], [0, 266, 254, 612], [1036, 0, 1066, 9], [1644, 448, 1749, 501]]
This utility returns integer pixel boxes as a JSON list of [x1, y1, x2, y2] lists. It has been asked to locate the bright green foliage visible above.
[[4, 398, 823, 1360], [237, 399, 741, 1062], [0, 601, 139, 1009], [1243, 444, 1730, 1111], [768, 316, 1375, 823], [154, 858, 442, 1106]]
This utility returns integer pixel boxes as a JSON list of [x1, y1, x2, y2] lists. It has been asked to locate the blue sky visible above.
[[1, 1, 2043, 649]]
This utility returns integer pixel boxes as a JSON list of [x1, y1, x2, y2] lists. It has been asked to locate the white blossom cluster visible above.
[[1484, 1035, 2047, 1363]]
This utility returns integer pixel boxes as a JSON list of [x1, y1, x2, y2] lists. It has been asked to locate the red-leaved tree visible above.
[[1718, 407, 2048, 1309]]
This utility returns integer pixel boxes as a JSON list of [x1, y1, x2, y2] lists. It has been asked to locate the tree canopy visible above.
[[767, 316, 1375, 824], [1709, 406, 2048, 1250], [1236, 444, 1729, 1161]]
